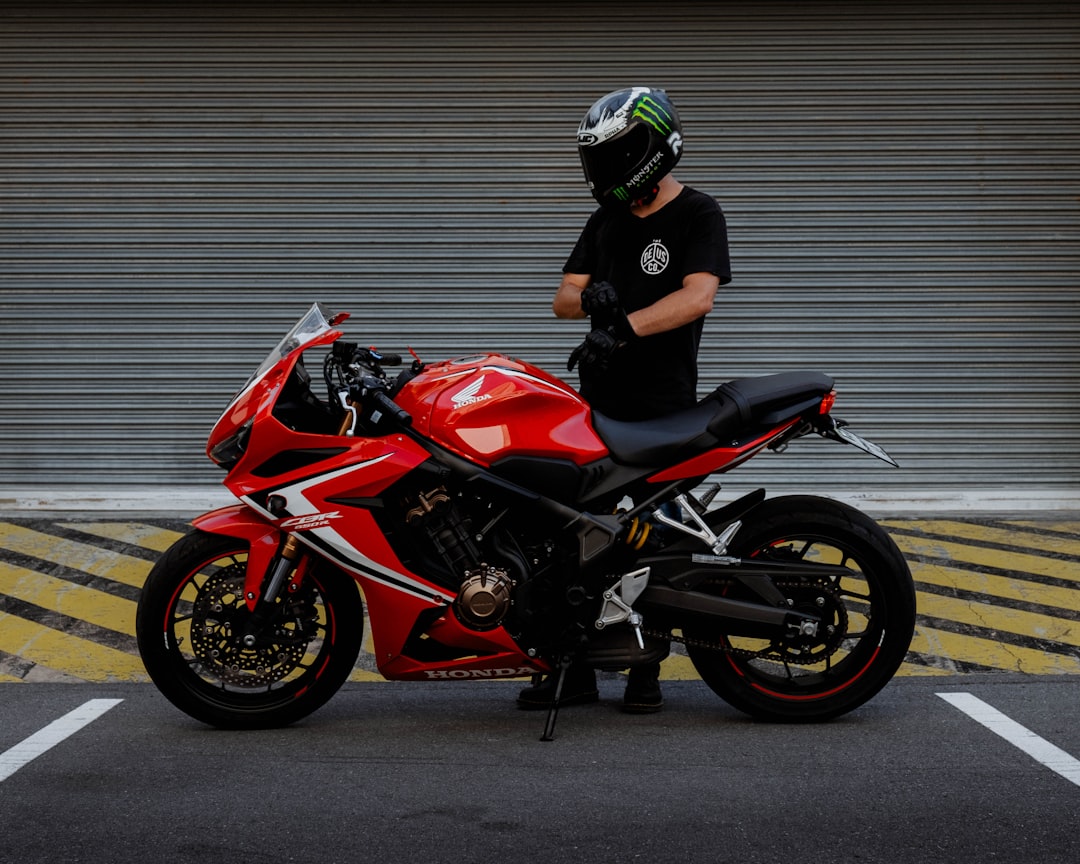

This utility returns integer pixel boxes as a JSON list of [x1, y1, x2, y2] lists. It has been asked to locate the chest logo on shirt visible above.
[[640, 239, 670, 275]]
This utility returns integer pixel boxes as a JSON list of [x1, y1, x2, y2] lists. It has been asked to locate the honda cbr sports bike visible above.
[[136, 303, 916, 740]]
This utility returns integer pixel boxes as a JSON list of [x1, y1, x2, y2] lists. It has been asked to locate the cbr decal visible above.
[[280, 511, 343, 531]]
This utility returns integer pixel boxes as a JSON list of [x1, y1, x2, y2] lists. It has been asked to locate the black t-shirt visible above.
[[563, 186, 731, 421]]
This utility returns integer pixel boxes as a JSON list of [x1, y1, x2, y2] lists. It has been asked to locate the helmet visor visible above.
[[579, 123, 651, 197]]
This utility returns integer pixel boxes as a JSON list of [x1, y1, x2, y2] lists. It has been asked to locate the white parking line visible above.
[[0, 698, 123, 783], [937, 692, 1080, 788]]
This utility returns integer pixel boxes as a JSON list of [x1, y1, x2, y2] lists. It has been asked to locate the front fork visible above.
[[191, 505, 313, 637], [259, 535, 305, 604], [240, 534, 310, 646]]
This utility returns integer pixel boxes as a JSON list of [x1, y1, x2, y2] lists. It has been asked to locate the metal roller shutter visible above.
[[1, 1, 1077, 507]]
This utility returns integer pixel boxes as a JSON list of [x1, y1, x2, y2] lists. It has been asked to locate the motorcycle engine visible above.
[[453, 564, 513, 630]]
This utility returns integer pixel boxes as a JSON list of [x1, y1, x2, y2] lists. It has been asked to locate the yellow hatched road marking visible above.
[[0, 561, 136, 636], [58, 521, 186, 553], [911, 625, 1080, 674], [661, 653, 699, 680], [0, 612, 147, 682], [883, 519, 1080, 556], [1004, 520, 1080, 536], [0, 522, 152, 589], [911, 560, 1080, 613], [894, 662, 952, 677], [891, 533, 1080, 582], [348, 669, 385, 682], [917, 591, 1080, 648]]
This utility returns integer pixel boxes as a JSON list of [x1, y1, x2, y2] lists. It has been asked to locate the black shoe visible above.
[[517, 665, 599, 710], [622, 666, 663, 714]]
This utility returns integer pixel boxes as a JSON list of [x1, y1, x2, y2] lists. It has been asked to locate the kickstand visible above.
[[540, 656, 571, 742]]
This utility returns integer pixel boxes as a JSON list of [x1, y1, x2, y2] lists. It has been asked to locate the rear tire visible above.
[[136, 529, 364, 728], [686, 495, 915, 722]]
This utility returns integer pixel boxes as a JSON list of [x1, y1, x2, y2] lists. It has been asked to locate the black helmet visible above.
[[576, 87, 684, 208]]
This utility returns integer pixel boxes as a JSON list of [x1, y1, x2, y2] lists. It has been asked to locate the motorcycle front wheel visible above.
[[686, 495, 915, 722], [136, 529, 364, 728]]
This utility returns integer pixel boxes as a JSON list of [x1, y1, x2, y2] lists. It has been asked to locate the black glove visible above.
[[581, 281, 636, 345], [580, 281, 620, 317], [567, 327, 621, 372]]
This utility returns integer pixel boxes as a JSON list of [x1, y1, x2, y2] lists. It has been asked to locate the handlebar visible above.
[[326, 341, 412, 432], [368, 350, 403, 367], [371, 389, 413, 427], [347, 376, 412, 428], [333, 341, 402, 368]]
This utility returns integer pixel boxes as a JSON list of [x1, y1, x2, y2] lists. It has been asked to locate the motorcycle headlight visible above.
[[208, 418, 252, 469]]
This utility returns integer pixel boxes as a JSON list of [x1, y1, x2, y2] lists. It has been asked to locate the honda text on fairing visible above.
[[136, 303, 915, 740]]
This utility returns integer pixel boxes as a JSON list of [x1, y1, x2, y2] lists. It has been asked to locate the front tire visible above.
[[136, 529, 364, 728], [686, 495, 915, 722]]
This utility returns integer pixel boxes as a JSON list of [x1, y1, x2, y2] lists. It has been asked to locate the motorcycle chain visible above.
[[641, 580, 846, 666]]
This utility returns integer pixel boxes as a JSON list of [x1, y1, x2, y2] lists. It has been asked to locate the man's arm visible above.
[[626, 272, 719, 337], [555, 270, 719, 334], [553, 272, 591, 319]]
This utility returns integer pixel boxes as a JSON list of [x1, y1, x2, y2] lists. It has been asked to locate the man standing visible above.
[[518, 86, 732, 713]]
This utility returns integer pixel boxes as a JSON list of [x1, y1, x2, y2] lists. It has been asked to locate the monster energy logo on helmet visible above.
[[632, 94, 676, 136]]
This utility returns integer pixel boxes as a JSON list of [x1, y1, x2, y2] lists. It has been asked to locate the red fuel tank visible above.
[[393, 355, 609, 467]]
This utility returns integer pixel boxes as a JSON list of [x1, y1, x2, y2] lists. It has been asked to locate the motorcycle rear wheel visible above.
[[685, 495, 915, 722], [136, 529, 364, 729]]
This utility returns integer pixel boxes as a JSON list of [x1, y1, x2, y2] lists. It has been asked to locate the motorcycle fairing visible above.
[[208, 304, 344, 465]]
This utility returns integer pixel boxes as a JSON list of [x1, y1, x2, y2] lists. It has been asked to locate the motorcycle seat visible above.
[[591, 371, 834, 466], [591, 400, 721, 466], [715, 371, 835, 428]]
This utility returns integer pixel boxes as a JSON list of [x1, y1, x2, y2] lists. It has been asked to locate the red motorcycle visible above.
[[136, 303, 915, 739]]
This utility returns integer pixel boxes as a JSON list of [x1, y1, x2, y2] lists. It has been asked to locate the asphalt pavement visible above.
[[2, 676, 1079, 864]]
